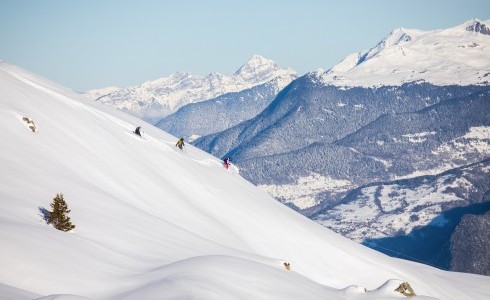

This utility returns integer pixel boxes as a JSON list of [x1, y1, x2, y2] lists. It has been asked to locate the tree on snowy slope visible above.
[[48, 193, 75, 232]]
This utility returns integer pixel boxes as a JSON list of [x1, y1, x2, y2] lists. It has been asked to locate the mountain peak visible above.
[[247, 54, 274, 65], [464, 18, 490, 35], [235, 55, 280, 77], [382, 27, 413, 47], [84, 54, 297, 122], [320, 19, 490, 87]]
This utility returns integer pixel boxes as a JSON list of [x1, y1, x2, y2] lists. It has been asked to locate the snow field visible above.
[[1, 61, 490, 299]]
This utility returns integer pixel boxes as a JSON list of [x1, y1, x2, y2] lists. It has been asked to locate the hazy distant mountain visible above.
[[192, 19, 490, 274], [155, 72, 297, 141], [84, 55, 297, 123]]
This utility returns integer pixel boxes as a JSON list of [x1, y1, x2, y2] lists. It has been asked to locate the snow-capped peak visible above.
[[234, 54, 280, 77], [321, 19, 490, 87], [381, 27, 414, 46], [234, 55, 296, 83], [355, 27, 417, 65], [83, 55, 297, 122]]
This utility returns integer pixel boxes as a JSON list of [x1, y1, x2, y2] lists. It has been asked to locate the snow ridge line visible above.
[[0, 65, 142, 135]]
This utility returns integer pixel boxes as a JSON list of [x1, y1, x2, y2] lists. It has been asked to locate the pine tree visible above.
[[48, 193, 75, 232]]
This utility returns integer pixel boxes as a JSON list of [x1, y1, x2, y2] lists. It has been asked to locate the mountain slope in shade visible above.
[[319, 19, 490, 87], [230, 88, 489, 221], [2, 62, 490, 299], [314, 157, 489, 241], [155, 73, 296, 140], [451, 211, 490, 275], [194, 79, 486, 178], [84, 55, 297, 123]]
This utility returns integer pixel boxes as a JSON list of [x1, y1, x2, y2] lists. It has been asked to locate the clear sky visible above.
[[1, 0, 489, 91]]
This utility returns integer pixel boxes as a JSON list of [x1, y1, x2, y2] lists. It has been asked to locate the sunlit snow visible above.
[[319, 19, 490, 87], [1, 61, 489, 299]]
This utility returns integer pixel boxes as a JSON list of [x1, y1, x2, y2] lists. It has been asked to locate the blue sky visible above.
[[1, 0, 489, 91]]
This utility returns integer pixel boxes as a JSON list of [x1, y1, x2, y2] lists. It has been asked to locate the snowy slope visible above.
[[1, 61, 490, 299], [319, 19, 490, 87], [84, 55, 297, 122]]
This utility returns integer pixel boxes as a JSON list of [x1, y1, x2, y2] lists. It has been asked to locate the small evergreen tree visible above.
[[48, 193, 75, 232]]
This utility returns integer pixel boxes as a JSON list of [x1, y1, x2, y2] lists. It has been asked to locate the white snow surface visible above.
[[1, 61, 489, 299], [315, 19, 490, 87], [83, 55, 297, 120]]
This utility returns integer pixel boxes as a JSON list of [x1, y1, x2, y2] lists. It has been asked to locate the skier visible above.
[[134, 126, 142, 137], [223, 157, 231, 169], [176, 137, 185, 150]]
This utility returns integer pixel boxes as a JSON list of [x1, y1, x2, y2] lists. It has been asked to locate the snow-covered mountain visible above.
[[154, 73, 296, 141], [320, 19, 490, 87], [193, 19, 490, 274], [314, 158, 490, 273], [4, 61, 490, 299], [195, 81, 488, 172], [84, 55, 297, 123]]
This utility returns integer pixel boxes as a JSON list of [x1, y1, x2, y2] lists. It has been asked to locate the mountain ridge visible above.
[[83, 55, 297, 123], [155, 73, 297, 140], [320, 19, 490, 87]]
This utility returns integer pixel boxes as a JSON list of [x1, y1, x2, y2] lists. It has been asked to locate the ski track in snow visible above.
[[3, 66, 224, 168]]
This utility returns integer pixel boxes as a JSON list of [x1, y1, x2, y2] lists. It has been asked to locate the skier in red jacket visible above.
[[223, 157, 231, 169]]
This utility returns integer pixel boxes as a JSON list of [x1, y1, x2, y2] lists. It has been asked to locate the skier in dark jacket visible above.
[[134, 126, 142, 137], [176, 137, 185, 150]]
